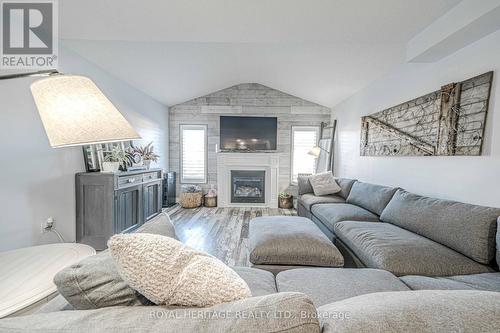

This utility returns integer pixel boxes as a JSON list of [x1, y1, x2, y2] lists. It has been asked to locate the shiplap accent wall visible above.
[[169, 83, 331, 195]]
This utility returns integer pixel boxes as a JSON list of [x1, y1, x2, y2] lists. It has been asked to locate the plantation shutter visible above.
[[180, 124, 207, 183], [291, 126, 319, 183]]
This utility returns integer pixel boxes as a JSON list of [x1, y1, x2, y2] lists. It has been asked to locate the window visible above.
[[180, 124, 207, 183], [291, 126, 320, 184]]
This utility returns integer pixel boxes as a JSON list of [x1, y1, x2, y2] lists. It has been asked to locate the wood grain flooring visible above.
[[167, 206, 296, 267]]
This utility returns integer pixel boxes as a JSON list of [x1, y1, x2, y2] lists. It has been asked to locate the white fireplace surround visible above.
[[217, 152, 279, 208]]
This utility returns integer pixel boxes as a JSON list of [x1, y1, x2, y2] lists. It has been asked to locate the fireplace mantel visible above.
[[216, 152, 279, 208]]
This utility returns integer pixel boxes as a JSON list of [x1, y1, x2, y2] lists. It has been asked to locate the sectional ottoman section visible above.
[[248, 216, 344, 274]]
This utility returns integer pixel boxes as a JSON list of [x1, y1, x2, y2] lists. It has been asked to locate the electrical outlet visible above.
[[41, 217, 55, 233]]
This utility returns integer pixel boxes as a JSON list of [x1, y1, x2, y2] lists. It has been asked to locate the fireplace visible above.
[[231, 170, 265, 204]]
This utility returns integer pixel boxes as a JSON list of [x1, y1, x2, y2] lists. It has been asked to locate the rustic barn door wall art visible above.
[[360, 72, 493, 156]]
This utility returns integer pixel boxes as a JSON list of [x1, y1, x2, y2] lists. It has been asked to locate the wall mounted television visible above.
[[220, 116, 277, 151]]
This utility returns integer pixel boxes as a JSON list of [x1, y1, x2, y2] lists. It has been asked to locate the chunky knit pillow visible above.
[[309, 172, 341, 196], [108, 233, 251, 307]]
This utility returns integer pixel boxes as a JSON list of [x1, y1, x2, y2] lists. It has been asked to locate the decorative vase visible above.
[[144, 160, 152, 169], [102, 161, 120, 173], [278, 195, 294, 209]]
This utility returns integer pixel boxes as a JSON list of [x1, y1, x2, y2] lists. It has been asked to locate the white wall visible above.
[[332, 29, 500, 208], [0, 45, 168, 251]]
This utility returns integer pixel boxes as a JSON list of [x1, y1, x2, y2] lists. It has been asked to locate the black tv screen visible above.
[[220, 116, 277, 151]]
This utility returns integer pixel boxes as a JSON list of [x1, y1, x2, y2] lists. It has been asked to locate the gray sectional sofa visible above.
[[3, 185, 500, 333], [298, 176, 500, 284]]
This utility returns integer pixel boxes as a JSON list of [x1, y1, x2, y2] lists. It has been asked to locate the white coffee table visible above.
[[0, 243, 95, 318]]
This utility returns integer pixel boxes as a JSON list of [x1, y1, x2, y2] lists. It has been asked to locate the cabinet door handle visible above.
[[128, 178, 136, 183]]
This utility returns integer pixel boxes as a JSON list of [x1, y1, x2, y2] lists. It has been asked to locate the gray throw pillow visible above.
[[297, 174, 314, 195], [54, 213, 177, 310], [309, 172, 341, 196], [54, 251, 152, 310]]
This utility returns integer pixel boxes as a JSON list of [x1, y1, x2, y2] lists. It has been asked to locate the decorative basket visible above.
[[180, 192, 203, 208], [278, 195, 294, 209], [204, 195, 217, 207]]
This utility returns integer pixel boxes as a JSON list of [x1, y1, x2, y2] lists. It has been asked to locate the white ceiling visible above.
[[60, 0, 461, 106]]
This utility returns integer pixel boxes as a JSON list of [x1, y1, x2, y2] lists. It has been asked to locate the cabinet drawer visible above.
[[143, 172, 161, 182], [118, 175, 141, 188]]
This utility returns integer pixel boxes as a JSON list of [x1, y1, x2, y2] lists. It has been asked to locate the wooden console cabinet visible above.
[[76, 169, 163, 250]]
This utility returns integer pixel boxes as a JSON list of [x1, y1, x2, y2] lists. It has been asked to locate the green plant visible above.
[[104, 146, 128, 166], [278, 192, 292, 199], [131, 142, 160, 162], [124, 149, 138, 167]]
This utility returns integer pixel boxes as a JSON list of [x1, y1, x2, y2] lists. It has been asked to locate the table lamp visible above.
[[308, 146, 322, 158]]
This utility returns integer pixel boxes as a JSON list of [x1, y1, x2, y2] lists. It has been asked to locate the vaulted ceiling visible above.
[[60, 0, 460, 106]]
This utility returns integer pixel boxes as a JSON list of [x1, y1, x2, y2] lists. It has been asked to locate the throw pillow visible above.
[[297, 174, 314, 195], [308, 172, 341, 196], [54, 212, 176, 310], [108, 233, 252, 307]]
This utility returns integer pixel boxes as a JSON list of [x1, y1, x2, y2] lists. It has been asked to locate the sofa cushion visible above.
[[0, 293, 320, 333], [299, 193, 345, 210], [276, 268, 409, 307], [318, 290, 500, 333], [311, 203, 379, 233], [135, 212, 179, 239], [400, 272, 500, 292], [346, 181, 397, 215], [248, 216, 344, 267], [54, 251, 152, 310], [334, 221, 492, 276], [232, 267, 277, 296], [54, 213, 177, 310], [380, 189, 500, 265], [297, 174, 314, 195], [335, 178, 357, 199]]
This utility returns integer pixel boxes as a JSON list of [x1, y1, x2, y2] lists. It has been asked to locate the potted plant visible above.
[[278, 192, 294, 209], [102, 146, 127, 173], [130, 142, 159, 169]]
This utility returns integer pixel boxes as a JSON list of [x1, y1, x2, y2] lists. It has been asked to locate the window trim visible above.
[[290, 125, 320, 185], [180, 124, 208, 184]]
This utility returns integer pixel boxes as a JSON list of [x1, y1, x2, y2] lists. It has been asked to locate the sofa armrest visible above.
[[1, 293, 320, 333]]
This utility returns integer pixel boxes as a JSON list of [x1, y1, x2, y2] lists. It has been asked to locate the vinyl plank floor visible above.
[[168, 206, 296, 267]]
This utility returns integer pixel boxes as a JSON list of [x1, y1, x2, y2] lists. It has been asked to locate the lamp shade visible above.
[[308, 146, 321, 158], [30, 75, 140, 148]]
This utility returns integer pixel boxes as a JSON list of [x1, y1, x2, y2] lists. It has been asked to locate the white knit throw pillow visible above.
[[108, 233, 251, 307]]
